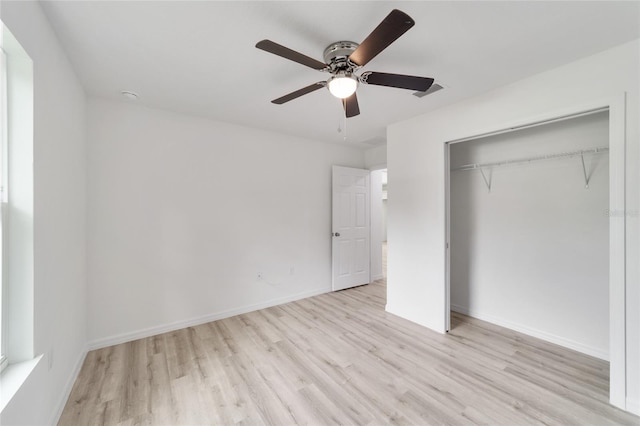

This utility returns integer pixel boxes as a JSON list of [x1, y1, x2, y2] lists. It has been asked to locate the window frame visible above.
[[0, 46, 8, 374]]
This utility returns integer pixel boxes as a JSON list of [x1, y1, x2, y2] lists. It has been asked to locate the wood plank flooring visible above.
[[59, 278, 638, 425]]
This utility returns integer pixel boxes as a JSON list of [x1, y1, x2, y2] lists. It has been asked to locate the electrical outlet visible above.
[[257, 273, 263, 280], [289, 267, 295, 275]]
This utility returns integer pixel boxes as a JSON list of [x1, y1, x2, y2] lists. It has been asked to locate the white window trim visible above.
[[0, 19, 35, 374], [0, 46, 7, 374]]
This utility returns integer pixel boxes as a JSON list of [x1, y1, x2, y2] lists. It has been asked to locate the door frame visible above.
[[369, 164, 387, 283], [443, 95, 627, 409]]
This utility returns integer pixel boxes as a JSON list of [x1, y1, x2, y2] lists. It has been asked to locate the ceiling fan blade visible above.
[[348, 9, 415, 67], [256, 40, 327, 70], [272, 82, 326, 104], [361, 71, 434, 92], [342, 93, 360, 118]]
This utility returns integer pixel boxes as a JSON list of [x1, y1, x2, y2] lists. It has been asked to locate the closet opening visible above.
[[448, 109, 609, 354], [445, 103, 627, 408]]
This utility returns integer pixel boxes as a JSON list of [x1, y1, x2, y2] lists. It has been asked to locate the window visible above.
[[0, 21, 35, 375], [0, 45, 7, 373], [0, 21, 36, 411]]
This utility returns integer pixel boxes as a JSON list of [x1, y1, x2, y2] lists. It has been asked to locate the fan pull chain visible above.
[[343, 114, 347, 141], [337, 111, 347, 141]]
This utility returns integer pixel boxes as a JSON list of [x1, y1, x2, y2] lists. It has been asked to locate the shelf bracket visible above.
[[479, 168, 492, 193], [581, 153, 590, 189]]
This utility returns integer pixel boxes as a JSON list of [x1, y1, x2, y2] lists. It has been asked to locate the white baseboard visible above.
[[450, 304, 608, 361], [371, 274, 384, 281], [627, 398, 640, 416], [88, 287, 331, 350], [49, 347, 87, 425]]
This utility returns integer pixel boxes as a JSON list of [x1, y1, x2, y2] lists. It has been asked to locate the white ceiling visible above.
[[40, 1, 640, 148]]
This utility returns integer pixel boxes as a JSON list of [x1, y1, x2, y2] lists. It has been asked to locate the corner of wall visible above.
[[364, 144, 387, 170]]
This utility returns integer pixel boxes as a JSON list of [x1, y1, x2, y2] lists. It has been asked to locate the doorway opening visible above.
[[444, 101, 627, 409], [382, 170, 387, 279], [447, 110, 609, 360], [369, 168, 387, 283]]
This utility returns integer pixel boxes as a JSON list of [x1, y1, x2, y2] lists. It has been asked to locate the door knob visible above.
[[333, 232, 340, 237]]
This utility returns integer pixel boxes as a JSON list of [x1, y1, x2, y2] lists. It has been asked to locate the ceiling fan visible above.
[[256, 9, 434, 118]]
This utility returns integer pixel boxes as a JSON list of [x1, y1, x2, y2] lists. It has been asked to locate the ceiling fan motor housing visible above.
[[323, 41, 360, 73]]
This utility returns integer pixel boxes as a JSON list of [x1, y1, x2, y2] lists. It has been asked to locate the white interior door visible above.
[[332, 166, 370, 291]]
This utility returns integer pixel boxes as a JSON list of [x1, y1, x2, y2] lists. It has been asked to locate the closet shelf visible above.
[[451, 146, 609, 172], [452, 146, 609, 192]]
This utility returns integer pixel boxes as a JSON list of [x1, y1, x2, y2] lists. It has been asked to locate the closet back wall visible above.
[[449, 111, 609, 359], [87, 98, 364, 347]]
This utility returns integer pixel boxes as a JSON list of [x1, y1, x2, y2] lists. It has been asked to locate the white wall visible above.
[[450, 111, 609, 359], [387, 39, 639, 413], [365, 144, 387, 169], [0, 1, 88, 425], [87, 98, 364, 346]]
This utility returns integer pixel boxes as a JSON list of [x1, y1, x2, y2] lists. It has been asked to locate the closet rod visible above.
[[452, 146, 609, 172]]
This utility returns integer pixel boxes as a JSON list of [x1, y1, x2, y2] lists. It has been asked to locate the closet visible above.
[[448, 110, 609, 360]]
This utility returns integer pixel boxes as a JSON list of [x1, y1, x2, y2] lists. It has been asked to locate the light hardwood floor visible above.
[[60, 278, 638, 425]]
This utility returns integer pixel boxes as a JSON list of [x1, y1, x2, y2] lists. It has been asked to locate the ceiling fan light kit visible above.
[[256, 9, 434, 118], [328, 73, 358, 99]]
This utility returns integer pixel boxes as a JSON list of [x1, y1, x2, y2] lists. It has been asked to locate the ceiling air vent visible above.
[[413, 83, 444, 98]]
